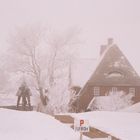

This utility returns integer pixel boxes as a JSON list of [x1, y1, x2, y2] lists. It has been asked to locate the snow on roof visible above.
[[87, 96, 115, 111], [71, 111, 140, 140], [0, 109, 81, 140], [120, 102, 140, 113]]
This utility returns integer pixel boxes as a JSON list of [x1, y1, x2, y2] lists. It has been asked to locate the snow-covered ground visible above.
[[0, 93, 38, 106], [0, 109, 113, 140], [71, 111, 140, 140], [0, 109, 81, 140], [0, 94, 17, 106], [1, 108, 139, 140]]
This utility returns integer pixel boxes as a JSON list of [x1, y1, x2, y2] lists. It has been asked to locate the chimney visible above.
[[108, 38, 113, 46], [100, 38, 114, 56], [100, 45, 107, 56]]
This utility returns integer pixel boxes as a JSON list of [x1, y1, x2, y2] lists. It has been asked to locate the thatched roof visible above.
[[86, 45, 140, 86]]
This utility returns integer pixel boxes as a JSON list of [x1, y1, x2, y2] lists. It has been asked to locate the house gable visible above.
[[88, 45, 140, 86], [76, 40, 140, 112]]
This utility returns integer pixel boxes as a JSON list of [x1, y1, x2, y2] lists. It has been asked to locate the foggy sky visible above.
[[0, 0, 140, 73]]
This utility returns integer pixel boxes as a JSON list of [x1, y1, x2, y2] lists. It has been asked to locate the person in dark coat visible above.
[[16, 82, 32, 110]]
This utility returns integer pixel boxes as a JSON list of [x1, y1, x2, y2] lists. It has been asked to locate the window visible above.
[[111, 87, 117, 93], [93, 87, 100, 96], [107, 71, 123, 78], [129, 88, 135, 96]]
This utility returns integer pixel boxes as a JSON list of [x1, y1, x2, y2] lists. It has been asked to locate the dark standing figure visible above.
[[16, 82, 32, 111]]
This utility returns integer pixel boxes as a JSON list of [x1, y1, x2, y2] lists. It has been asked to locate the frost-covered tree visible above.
[[43, 27, 81, 114], [8, 25, 48, 106], [8, 24, 81, 113]]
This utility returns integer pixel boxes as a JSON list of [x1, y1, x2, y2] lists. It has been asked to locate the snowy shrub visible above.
[[108, 91, 134, 110], [88, 91, 134, 111], [43, 79, 71, 114]]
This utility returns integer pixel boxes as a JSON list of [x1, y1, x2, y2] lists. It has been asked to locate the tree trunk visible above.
[[39, 87, 47, 105]]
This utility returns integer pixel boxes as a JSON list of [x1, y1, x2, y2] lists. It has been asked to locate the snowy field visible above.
[[0, 108, 139, 140], [71, 111, 140, 140], [0, 109, 108, 140], [0, 109, 82, 140], [0, 94, 37, 106]]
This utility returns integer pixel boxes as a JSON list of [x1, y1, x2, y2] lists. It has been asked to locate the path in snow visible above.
[[54, 114, 118, 139]]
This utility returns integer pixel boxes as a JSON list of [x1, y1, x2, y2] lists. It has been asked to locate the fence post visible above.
[[80, 132, 83, 140], [108, 135, 112, 140]]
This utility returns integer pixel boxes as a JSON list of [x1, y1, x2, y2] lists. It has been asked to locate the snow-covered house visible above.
[[76, 38, 140, 112]]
